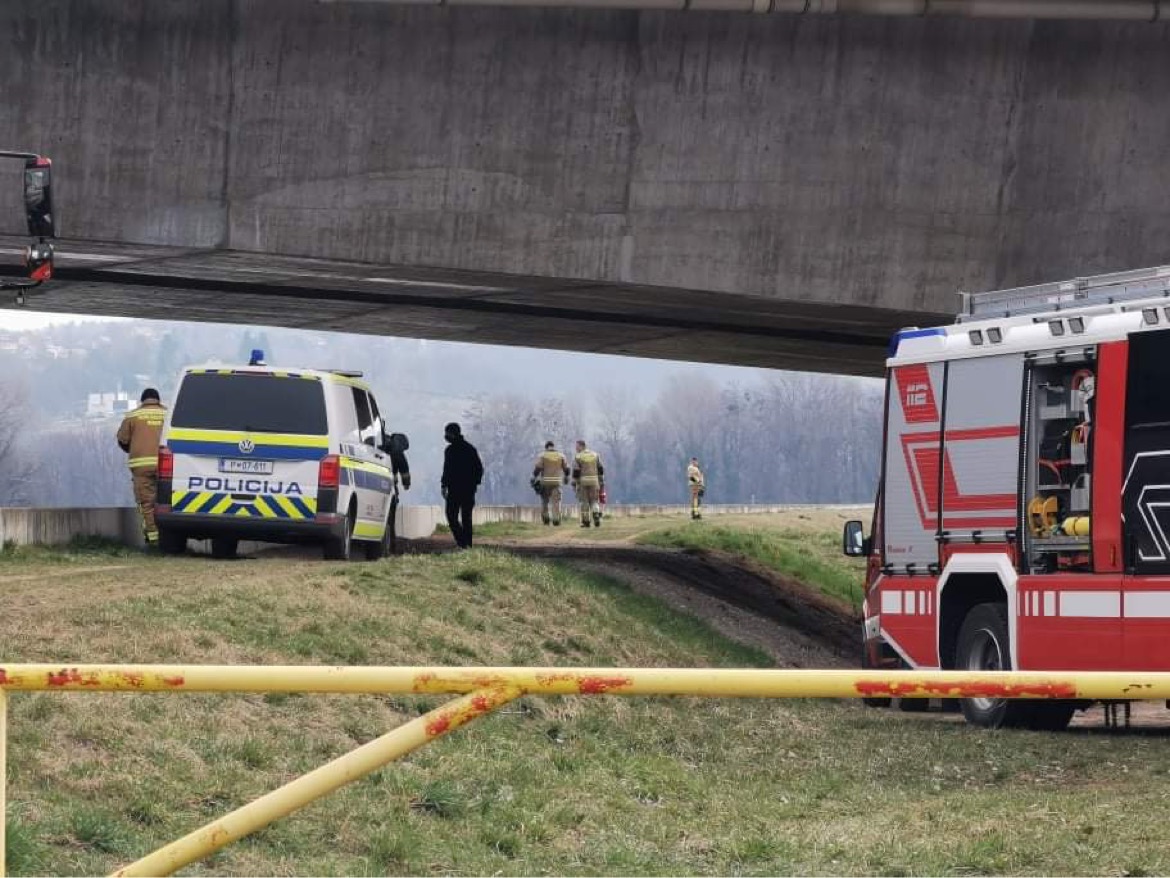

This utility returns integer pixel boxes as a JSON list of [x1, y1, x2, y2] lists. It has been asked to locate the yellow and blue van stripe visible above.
[[171, 490, 317, 519], [166, 429, 329, 461], [340, 457, 395, 493], [354, 521, 387, 539]]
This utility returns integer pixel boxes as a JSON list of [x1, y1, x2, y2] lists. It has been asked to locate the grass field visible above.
[[473, 510, 865, 544], [474, 510, 869, 609], [2, 538, 1169, 876]]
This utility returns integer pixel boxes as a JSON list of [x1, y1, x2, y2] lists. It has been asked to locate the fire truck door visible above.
[[1119, 330, 1170, 668], [883, 362, 945, 574]]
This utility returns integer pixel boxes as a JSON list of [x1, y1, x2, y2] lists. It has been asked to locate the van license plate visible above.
[[219, 459, 274, 475]]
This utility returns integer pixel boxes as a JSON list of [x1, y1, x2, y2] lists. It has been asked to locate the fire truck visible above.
[[0, 150, 55, 295], [843, 265, 1170, 730]]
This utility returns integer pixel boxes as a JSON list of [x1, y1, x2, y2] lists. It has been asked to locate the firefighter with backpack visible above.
[[572, 439, 605, 528], [531, 440, 570, 525]]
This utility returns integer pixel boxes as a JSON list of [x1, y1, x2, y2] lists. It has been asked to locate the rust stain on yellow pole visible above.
[[111, 685, 520, 878], [1, 664, 1169, 701], [0, 663, 1157, 877]]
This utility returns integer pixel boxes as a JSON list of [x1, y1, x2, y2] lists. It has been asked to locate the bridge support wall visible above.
[[2, 3, 1169, 312]]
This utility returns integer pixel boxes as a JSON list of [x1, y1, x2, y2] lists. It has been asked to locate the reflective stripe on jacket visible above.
[[117, 401, 167, 470], [535, 450, 569, 484]]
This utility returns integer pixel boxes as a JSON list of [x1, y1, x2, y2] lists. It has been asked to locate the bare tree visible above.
[[463, 394, 540, 504], [0, 379, 36, 505], [37, 422, 133, 507], [593, 385, 640, 503]]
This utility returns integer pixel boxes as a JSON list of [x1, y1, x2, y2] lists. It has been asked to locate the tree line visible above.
[[0, 370, 882, 509], [463, 373, 882, 506]]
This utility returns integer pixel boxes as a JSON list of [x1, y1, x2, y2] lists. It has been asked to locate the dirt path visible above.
[[406, 535, 1170, 730], [407, 536, 859, 668]]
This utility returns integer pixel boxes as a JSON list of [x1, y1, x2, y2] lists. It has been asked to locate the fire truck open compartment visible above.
[[1023, 351, 1096, 574]]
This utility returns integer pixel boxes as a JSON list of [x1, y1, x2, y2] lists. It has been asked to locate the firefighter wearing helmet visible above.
[[532, 440, 570, 526], [572, 439, 605, 528], [116, 388, 167, 549]]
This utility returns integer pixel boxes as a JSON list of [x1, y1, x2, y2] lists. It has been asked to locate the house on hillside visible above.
[[86, 391, 133, 420]]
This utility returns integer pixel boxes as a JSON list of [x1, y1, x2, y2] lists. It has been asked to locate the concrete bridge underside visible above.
[[1, 2, 1169, 372], [0, 237, 924, 374]]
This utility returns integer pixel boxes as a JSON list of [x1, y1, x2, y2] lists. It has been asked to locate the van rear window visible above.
[[172, 373, 327, 435]]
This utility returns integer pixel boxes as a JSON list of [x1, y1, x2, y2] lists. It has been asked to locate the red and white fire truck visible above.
[[844, 265, 1170, 730], [0, 150, 55, 294]]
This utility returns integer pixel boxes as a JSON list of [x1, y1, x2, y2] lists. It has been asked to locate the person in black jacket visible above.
[[440, 422, 484, 549]]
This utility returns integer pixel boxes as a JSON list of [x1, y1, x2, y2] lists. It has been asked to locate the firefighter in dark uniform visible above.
[[117, 388, 167, 549]]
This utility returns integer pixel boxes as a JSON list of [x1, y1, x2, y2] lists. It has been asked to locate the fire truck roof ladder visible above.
[[958, 264, 1170, 323]]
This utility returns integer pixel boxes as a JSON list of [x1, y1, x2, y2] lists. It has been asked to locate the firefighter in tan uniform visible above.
[[572, 439, 605, 528], [688, 457, 705, 520], [532, 441, 570, 526], [116, 388, 167, 548]]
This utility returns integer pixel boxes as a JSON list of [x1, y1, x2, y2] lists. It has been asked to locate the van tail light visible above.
[[158, 446, 174, 480], [318, 454, 340, 489]]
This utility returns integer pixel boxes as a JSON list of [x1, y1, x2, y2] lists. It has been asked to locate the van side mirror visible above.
[[24, 158, 55, 239], [843, 520, 868, 557]]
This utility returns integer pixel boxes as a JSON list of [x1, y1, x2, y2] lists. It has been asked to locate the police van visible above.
[[155, 358, 410, 560]]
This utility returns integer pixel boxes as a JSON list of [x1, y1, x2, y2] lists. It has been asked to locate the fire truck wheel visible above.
[[861, 647, 891, 708], [956, 602, 1029, 729], [955, 604, 1077, 731]]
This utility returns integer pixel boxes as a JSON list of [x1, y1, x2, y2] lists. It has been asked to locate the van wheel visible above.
[[158, 529, 186, 556], [324, 509, 354, 561], [364, 513, 394, 561], [211, 537, 238, 560]]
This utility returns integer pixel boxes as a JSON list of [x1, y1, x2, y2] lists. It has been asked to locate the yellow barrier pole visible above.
[[3, 664, 1170, 701], [112, 685, 520, 878], [1, 689, 6, 878]]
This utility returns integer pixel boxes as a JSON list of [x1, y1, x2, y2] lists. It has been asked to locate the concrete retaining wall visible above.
[[3, 3, 1170, 310], [0, 505, 442, 548], [0, 503, 830, 547], [469, 503, 833, 525], [0, 507, 145, 548]]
